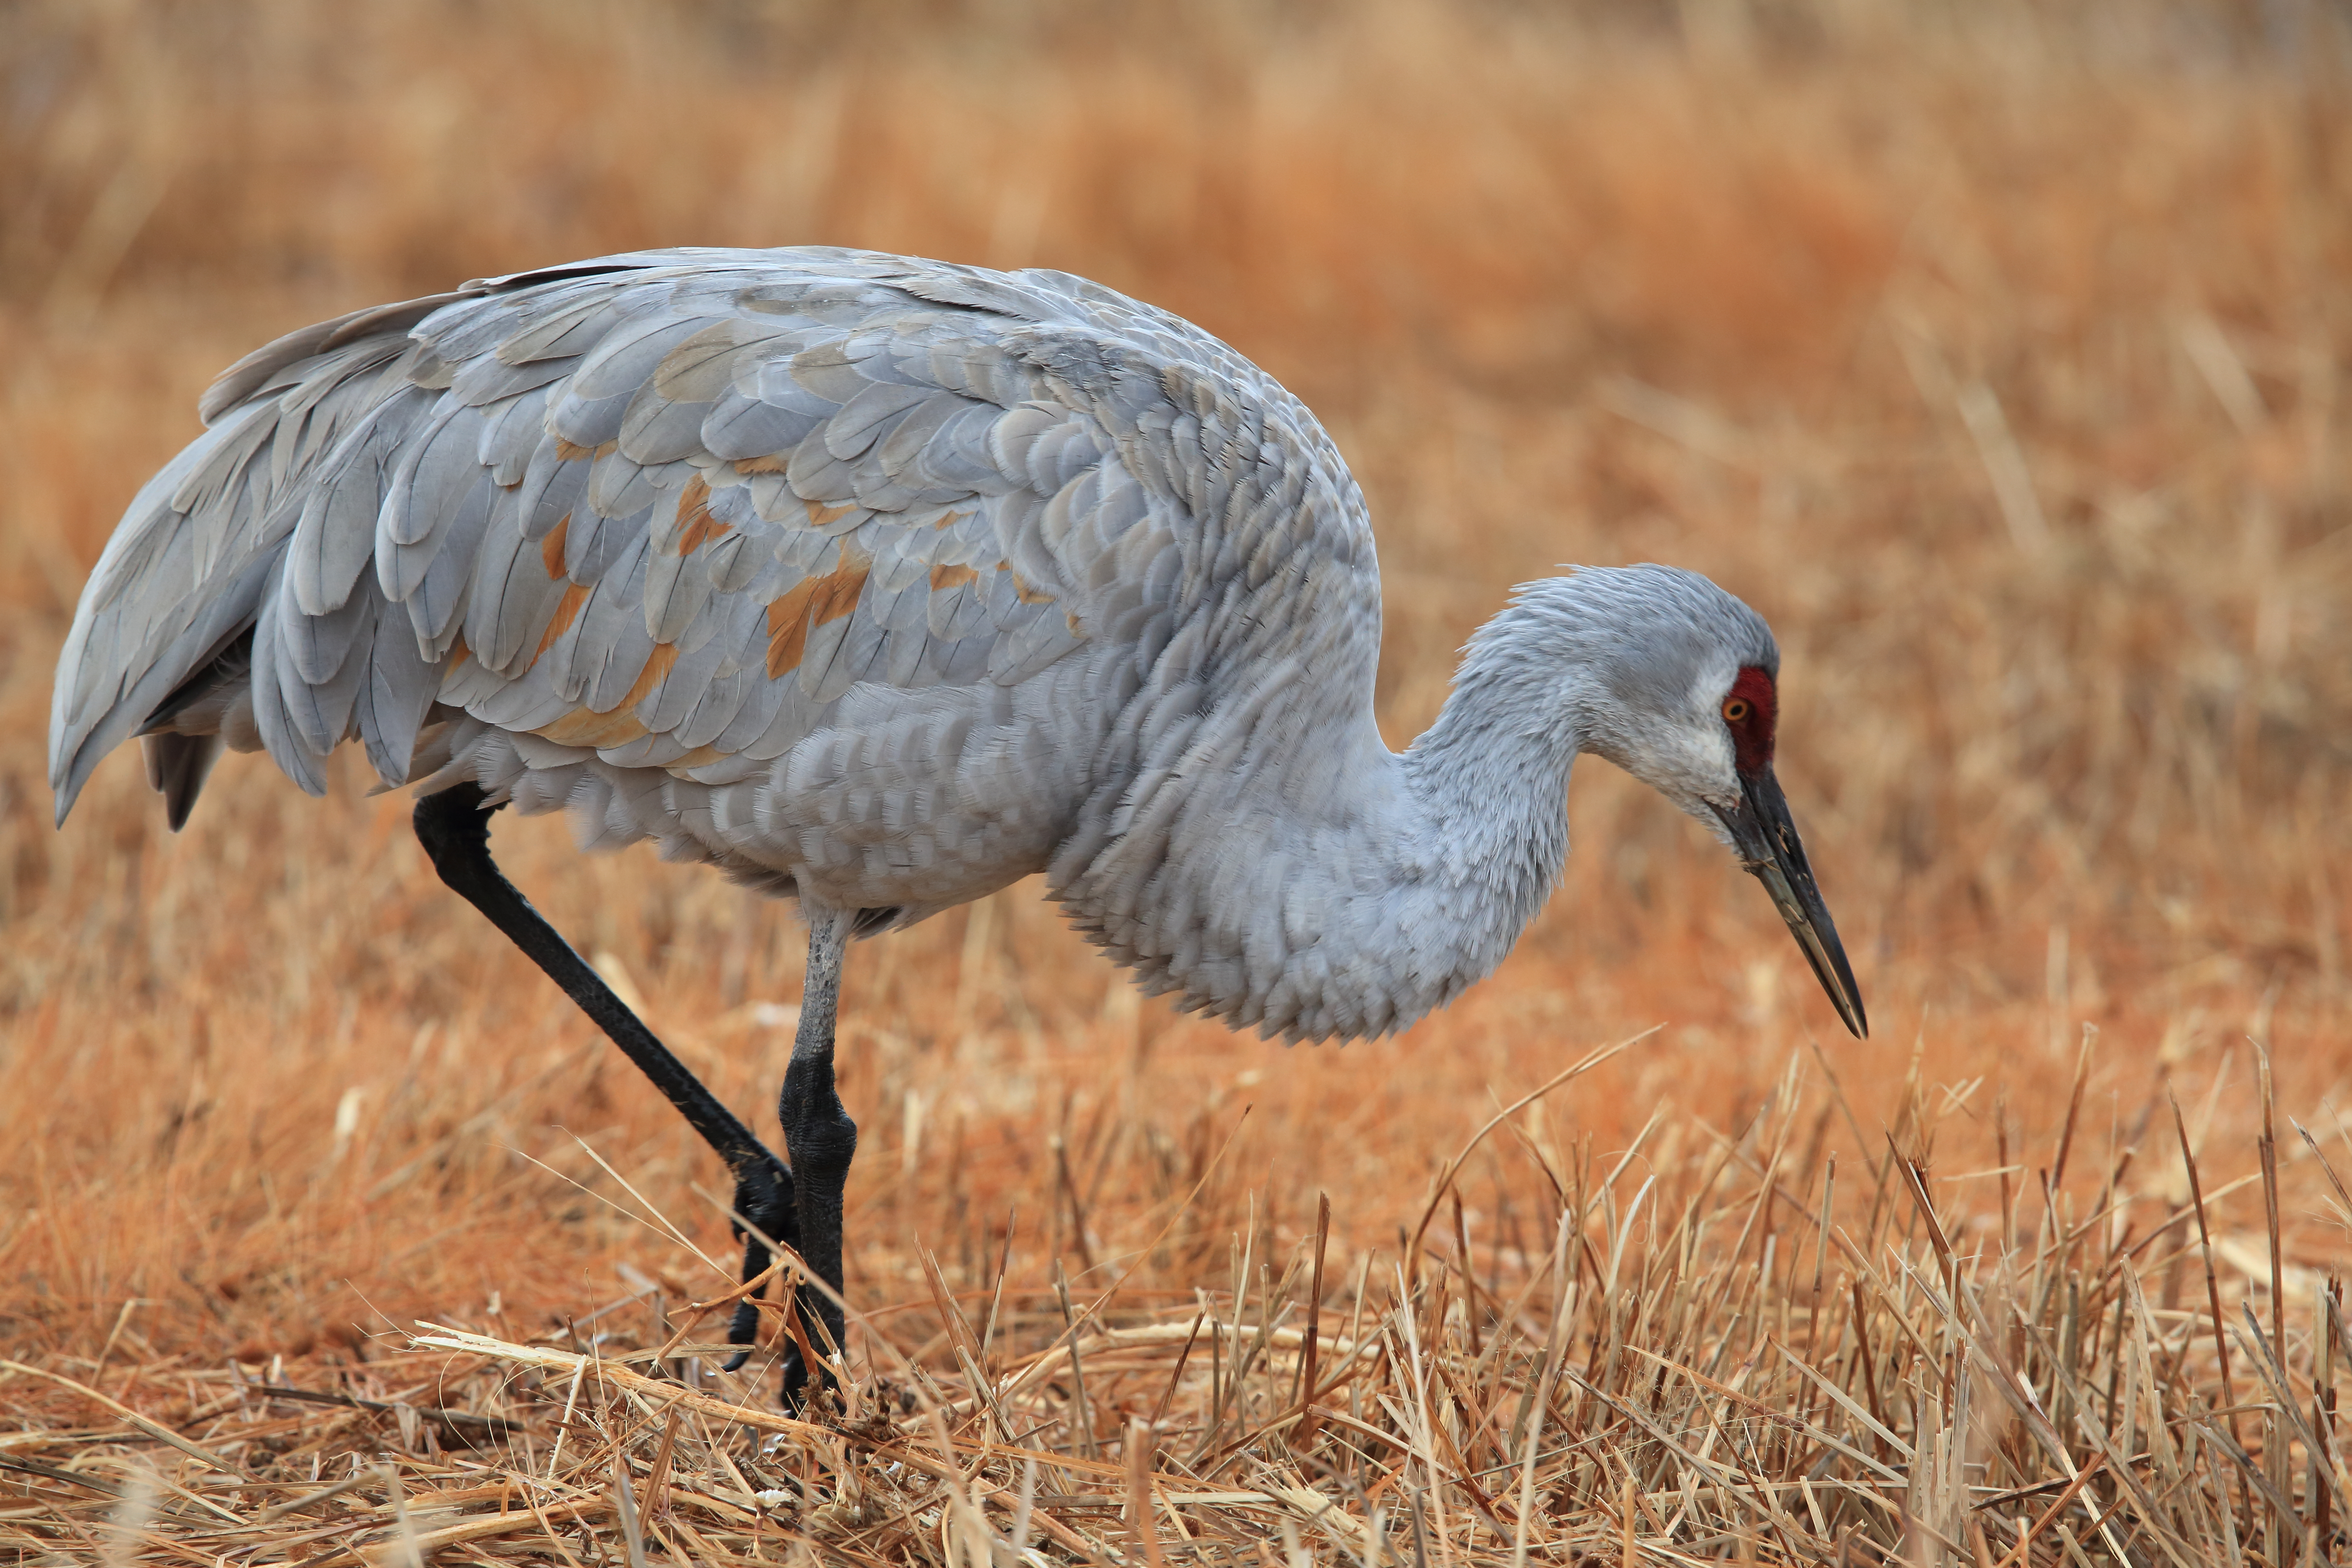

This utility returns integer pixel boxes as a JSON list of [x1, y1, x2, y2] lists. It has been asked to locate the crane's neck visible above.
[[1051, 588, 1597, 1042]]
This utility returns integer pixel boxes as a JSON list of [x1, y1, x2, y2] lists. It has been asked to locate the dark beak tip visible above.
[[1729, 783, 1867, 1043]]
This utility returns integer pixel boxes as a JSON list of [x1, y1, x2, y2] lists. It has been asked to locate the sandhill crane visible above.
[[50, 247, 1865, 1397]]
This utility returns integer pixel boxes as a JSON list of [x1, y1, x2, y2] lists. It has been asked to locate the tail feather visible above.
[[197, 290, 477, 426], [48, 316, 467, 826], [48, 248, 960, 832], [50, 259, 685, 827], [142, 733, 223, 832]]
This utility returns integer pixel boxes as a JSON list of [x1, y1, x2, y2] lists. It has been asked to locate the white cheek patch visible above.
[[1588, 655, 1745, 818], [1684, 656, 1741, 718], [1625, 724, 1736, 810], [1677, 658, 1744, 804]]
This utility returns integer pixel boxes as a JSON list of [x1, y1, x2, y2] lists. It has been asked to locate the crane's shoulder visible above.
[[423, 247, 1344, 464]]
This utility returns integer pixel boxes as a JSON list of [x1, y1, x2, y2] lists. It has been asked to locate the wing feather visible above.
[[400, 471, 494, 651], [701, 389, 825, 461], [287, 386, 436, 616], [674, 659, 769, 751], [583, 444, 668, 521], [562, 494, 646, 585], [477, 385, 556, 482], [490, 287, 645, 365], [359, 606, 443, 780], [463, 489, 566, 674], [379, 402, 487, 553], [279, 589, 377, 759], [246, 573, 331, 795], [450, 353, 578, 409], [550, 316, 714, 446], [513, 440, 591, 542]]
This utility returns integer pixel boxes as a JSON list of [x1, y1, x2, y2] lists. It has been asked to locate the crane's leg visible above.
[[777, 910, 858, 1396], [411, 783, 794, 1370]]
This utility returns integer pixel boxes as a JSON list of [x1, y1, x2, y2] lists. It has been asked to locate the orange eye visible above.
[[1723, 697, 1751, 723]]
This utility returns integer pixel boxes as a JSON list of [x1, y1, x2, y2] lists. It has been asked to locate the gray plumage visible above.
[[50, 247, 1860, 1044]]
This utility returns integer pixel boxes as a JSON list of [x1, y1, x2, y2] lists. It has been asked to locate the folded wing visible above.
[[50, 251, 1186, 826]]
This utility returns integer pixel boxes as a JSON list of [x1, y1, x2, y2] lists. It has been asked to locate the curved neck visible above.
[[1394, 636, 1592, 961], [1053, 595, 1593, 1042]]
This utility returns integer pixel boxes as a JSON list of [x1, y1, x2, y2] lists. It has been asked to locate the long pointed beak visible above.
[[1714, 768, 1867, 1039]]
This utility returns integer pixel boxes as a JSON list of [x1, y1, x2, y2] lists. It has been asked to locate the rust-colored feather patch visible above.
[[675, 476, 731, 555], [532, 705, 649, 749], [621, 641, 681, 710], [802, 498, 858, 528], [530, 644, 680, 751], [765, 552, 871, 678], [533, 580, 591, 662], [540, 514, 571, 579], [929, 563, 978, 591]]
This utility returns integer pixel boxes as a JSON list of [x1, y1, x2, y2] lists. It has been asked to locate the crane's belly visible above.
[[463, 668, 1113, 922]]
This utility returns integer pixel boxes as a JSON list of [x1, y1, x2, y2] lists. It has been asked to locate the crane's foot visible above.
[[777, 1344, 822, 1413], [709, 1106, 847, 1419], [771, 1075, 856, 1411], [721, 1150, 797, 1374]]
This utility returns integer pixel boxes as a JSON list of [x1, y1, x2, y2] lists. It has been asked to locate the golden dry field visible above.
[[3, 3, 2350, 1563]]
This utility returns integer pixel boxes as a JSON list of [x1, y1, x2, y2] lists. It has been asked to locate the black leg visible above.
[[779, 910, 858, 1396], [412, 783, 794, 1370]]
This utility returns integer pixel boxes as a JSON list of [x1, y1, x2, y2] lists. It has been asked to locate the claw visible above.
[[779, 1347, 812, 1406], [721, 1296, 762, 1373]]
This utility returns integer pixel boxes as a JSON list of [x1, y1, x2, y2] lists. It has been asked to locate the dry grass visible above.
[[4, 1050, 2350, 1566], [2, 2, 2350, 1562]]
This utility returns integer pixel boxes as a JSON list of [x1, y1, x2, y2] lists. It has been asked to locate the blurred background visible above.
[[1, 0, 2347, 1363]]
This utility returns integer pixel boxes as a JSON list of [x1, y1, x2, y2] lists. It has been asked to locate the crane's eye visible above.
[[1723, 697, 1751, 723]]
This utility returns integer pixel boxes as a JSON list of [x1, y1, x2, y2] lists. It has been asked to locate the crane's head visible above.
[[1534, 565, 1868, 1039]]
